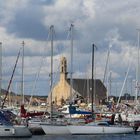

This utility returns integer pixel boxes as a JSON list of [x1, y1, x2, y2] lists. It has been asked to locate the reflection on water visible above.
[[1, 133, 140, 140]]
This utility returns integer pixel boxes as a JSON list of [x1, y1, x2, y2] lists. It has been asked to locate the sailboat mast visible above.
[[70, 24, 74, 104], [135, 29, 140, 102], [1, 48, 21, 109], [117, 61, 131, 106], [91, 44, 95, 117], [103, 46, 111, 84], [109, 71, 112, 97], [103, 45, 112, 101], [21, 41, 25, 104], [87, 77, 90, 104], [50, 25, 54, 120], [0, 42, 2, 96]]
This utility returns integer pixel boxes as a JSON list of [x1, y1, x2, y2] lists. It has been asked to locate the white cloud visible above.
[[0, 0, 29, 25], [42, 0, 96, 31], [0, 0, 140, 95]]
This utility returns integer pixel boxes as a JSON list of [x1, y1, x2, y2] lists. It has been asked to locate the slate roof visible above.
[[67, 78, 107, 103]]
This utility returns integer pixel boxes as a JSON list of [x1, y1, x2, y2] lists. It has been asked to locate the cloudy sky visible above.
[[0, 0, 140, 97]]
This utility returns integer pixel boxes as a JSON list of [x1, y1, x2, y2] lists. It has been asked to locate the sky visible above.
[[0, 0, 140, 97]]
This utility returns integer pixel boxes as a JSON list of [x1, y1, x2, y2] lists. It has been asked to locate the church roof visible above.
[[67, 78, 107, 102]]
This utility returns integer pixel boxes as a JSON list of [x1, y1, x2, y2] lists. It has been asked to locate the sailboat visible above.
[[67, 44, 135, 135], [119, 30, 140, 131], [41, 24, 75, 135], [0, 110, 32, 137], [0, 45, 32, 137], [15, 41, 46, 135], [26, 25, 70, 135], [67, 121, 134, 135]]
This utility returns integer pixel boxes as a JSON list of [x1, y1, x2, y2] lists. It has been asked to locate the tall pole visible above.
[[0, 42, 2, 96], [92, 44, 95, 117], [50, 25, 54, 121], [109, 71, 112, 96], [103, 48, 110, 84], [21, 41, 25, 104], [117, 60, 131, 106], [135, 29, 140, 102], [2, 49, 21, 109], [87, 78, 90, 104], [125, 72, 127, 94], [70, 24, 74, 104]]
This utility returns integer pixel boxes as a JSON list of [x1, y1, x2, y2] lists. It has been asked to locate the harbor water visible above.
[[1, 134, 140, 140]]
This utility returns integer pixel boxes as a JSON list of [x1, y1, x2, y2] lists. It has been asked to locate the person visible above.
[[109, 114, 115, 125], [118, 114, 122, 124]]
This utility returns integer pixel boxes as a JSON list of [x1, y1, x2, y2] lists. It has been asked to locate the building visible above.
[[48, 57, 107, 106]]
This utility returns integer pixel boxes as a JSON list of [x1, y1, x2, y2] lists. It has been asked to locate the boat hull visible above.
[[0, 125, 32, 137], [41, 124, 70, 135], [28, 121, 45, 135], [67, 125, 134, 135]]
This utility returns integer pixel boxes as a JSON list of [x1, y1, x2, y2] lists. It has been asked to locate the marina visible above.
[[0, 29, 140, 137], [0, 1, 140, 139], [0, 24, 140, 137]]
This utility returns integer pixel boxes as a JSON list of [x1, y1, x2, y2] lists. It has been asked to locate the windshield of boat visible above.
[[87, 121, 109, 126]]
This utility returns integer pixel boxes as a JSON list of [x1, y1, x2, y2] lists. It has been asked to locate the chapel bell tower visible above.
[[60, 57, 67, 81]]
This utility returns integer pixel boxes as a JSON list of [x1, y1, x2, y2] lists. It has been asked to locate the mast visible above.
[[87, 77, 90, 104], [21, 41, 25, 104], [0, 42, 2, 96], [103, 45, 112, 101], [117, 60, 131, 106], [103, 45, 112, 84], [135, 29, 140, 102], [50, 25, 54, 120], [69, 24, 74, 104], [1, 49, 21, 109], [109, 71, 112, 97], [91, 44, 95, 118]]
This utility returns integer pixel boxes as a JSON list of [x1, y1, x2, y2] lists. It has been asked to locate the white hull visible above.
[[67, 125, 134, 135], [41, 124, 70, 135], [0, 125, 32, 137], [28, 121, 49, 135]]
